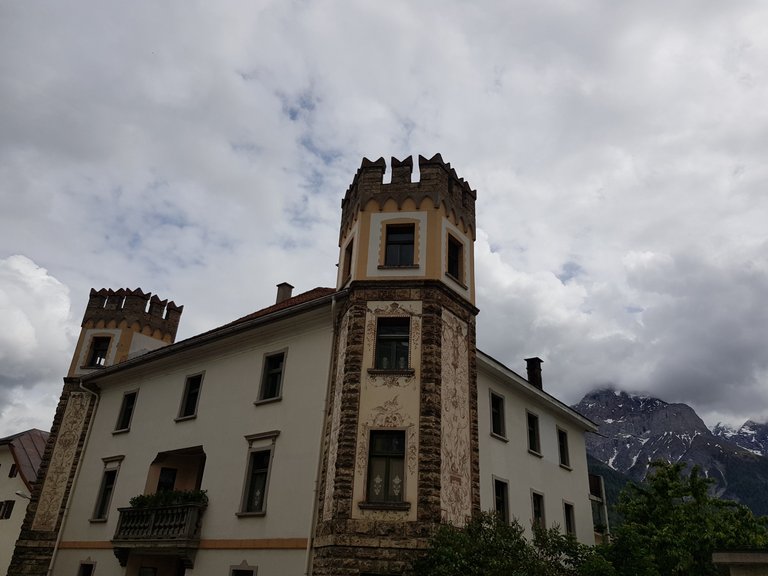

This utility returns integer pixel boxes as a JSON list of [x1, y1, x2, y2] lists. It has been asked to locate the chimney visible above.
[[525, 357, 543, 389], [276, 282, 294, 304]]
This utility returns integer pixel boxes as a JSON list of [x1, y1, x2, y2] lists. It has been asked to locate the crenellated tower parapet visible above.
[[339, 154, 477, 243], [68, 288, 183, 377], [83, 287, 183, 341]]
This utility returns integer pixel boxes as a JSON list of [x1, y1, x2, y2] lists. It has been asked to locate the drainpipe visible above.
[[305, 293, 338, 575], [47, 380, 99, 576]]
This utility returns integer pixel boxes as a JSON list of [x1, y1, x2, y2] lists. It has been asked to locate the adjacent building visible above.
[[9, 155, 599, 576], [0, 429, 48, 576]]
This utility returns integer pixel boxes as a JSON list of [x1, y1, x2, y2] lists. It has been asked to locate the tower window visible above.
[[258, 352, 285, 401], [342, 239, 354, 282], [87, 336, 111, 368], [384, 224, 415, 267], [447, 234, 463, 281], [8, 463, 17, 478], [375, 317, 410, 370], [114, 391, 138, 432], [367, 430, 405, 503]]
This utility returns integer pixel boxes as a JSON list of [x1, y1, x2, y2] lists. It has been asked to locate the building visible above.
[[0, 429, 48, 576], [9, 155, 599, 576]]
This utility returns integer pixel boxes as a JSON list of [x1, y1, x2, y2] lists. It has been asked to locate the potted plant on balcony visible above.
[[128, 489, 208, 509]]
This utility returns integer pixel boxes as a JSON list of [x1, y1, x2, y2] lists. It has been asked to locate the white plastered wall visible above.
[[477, 366, 595, 545], [54, 307, 334, 576], [0, 446, 29, 576]]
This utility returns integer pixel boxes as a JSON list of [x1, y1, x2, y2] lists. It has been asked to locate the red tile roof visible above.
[[223, 287, 337, 329], [0, 428, 49, 490]]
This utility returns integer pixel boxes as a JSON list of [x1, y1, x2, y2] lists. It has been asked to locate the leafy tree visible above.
[[414, 512, 613, 576], [608, 461, 768, 576]]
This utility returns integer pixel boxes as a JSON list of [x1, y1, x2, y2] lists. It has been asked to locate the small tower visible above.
[[8, 289, 182, 576], [313, 155, 479, 575]]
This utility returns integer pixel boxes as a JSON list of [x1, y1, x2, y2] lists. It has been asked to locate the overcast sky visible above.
[[2, 0, 768, 437]]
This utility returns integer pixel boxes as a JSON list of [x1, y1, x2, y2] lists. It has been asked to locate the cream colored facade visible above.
[[52, 305, 335, 576], [26, 155, 600, 576], [0, 446, 27, 576], [477, 353, 596, 541]]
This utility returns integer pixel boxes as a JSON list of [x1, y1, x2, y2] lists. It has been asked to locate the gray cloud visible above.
[[2, 1, 768, 433]]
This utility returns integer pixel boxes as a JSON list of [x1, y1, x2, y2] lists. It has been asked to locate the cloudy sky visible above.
[[2, 0, 768, 437]]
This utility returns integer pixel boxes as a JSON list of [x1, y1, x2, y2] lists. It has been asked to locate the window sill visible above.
[[112, 428, 130, 435], [528, 449, 543, 458], [174, 415, 197, 423], [377, 264, 419, 270], [253, 396, 282, 407], [490, 432, 509, 443], [236, 511, 266, 518], [559, 463, 572, 471], [358, 501, 411, 511], [367, 368, 415, 377], [445, 272, 468, 289], [89, 518, 107, 524]]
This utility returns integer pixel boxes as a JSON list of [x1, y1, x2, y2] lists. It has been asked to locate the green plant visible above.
[[128, 489, 208, 509]]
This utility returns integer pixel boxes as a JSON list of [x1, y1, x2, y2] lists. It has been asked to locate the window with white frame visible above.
[[239, 431, 279, 515], [178, 373, 203, 419], [91, 456, 123, 521], [114, 391, 137, 432], [258, 352, 285, 401], [490, 391, 506, 438], [557, 427, 570, 468]]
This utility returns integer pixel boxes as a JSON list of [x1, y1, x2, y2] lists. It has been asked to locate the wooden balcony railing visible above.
[[111, 503, 206, 567]]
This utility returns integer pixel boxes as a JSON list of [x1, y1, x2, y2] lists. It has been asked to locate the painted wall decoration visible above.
[[33, 392, 90, 531], [440, 310, 472, 525]]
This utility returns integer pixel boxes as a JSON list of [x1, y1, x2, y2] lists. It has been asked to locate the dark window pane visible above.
[[375, 317, 410, 370], [494, 480, 508, 523], [448, 235, 462, 279], [116, 392, 137, 431], [527, 413, 540, 453], [157, 467, 177, 492], [491, 393, 505, 436], [180, 375, 202, 417], [367, 430, 405, 503], [384, 224, 415, 266], [245, 450, 271, 513], [260, 353, 284, 400], [88, 337, 111, 367], [94, 470, 117, 519]]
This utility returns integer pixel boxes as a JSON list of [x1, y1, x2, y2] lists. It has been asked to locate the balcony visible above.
[[111, 503, 206, 568]]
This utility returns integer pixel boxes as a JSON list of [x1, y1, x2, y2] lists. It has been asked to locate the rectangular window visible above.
[[178, 373, 203, 419], [243, 449, 272, 514], [558, 427, 570, 468], [77, 563, 95, 576], [564, 502, 576, 536], [156, 467, 177, 492], [375, 317, 410, 370], [259, 352, 285, 401], [494, 478, 509, 524], [138, 569, 157, 576], [114, 391, 137, 432], [532, 492, 545, 529], [0, 500, 15, 519], [490, 392, 506, 438], [87, 336, 111, 367], [367, 430, 405, 503], [527, 412, 541, 454], [231, 570, 254, 576], [93, 469, 118, 520], [342, 239, 354, 282], [384, 223, 415, 266], [9, 463, 18, 478], [447, 234, 463, 281]]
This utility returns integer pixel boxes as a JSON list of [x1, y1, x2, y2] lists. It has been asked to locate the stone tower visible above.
[[312, 155, 479, 575], [8, 289, 182, 576]]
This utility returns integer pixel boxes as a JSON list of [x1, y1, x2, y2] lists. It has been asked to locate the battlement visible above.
[[83, 288, 183, 341], [340, 154, 477, 242]]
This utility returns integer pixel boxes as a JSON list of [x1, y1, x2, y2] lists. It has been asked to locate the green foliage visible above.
[[608, 461, 768, 576], [128, 489, 208, 508], [414, 512, 613, 576]]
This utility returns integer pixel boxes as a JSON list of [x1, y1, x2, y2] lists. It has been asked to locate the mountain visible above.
[[713, 420, 768, 456], [574, 388, 768, 516]]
